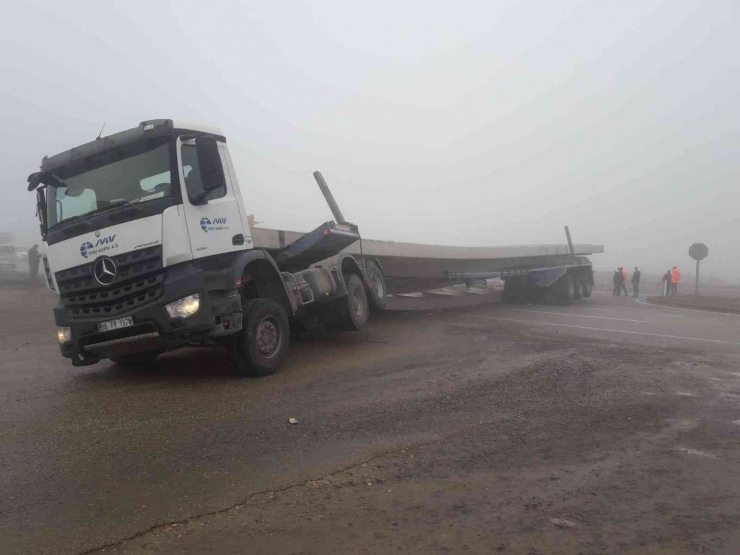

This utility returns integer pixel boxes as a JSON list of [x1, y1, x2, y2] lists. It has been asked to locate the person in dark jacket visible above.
[[631, 267, 641, 297], [613, 269, 624, 296], [27, 244, 41, 286], [662, 270, 672, 296]]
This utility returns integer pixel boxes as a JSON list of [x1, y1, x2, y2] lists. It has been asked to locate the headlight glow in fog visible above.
[[165, 293, 201, 318], [57, 327, 72, 344]]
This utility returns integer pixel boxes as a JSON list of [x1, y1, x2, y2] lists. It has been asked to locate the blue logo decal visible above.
[[200, 217, 228, 233], [80, 235, 119, 258], [80, 242, 94, 258]]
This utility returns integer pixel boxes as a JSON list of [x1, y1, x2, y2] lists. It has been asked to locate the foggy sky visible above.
[[1, 0, 737, 279]]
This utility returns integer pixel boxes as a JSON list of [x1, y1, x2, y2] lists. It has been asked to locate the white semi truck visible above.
[[28, 119, 599, 375]]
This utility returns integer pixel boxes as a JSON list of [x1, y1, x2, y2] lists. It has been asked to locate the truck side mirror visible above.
[[36, 188, 48, 239], [195, 136, 225, 195]]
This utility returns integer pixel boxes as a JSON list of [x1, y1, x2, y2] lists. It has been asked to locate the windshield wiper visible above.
[[102, 199, 143, 213], [54, 213, 94, 230], [51, 199, 144, 233]]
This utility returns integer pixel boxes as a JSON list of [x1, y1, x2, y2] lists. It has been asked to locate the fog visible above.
[[1, 0, 737, 279]]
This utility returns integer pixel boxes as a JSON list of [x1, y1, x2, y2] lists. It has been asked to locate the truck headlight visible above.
[[57, 327, 72, 345], [165, 293, 200, 318]]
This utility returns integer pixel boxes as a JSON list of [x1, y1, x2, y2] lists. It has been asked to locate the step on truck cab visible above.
[[28, 119, 387, 375]]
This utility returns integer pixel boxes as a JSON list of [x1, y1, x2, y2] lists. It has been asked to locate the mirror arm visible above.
[[189, 192, 210, 205]]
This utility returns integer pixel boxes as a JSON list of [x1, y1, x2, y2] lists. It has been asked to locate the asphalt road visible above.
[[3, 287, 740, 554], [479, 289, 740, 352]]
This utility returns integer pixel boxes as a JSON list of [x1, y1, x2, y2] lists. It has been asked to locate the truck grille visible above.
[[55, 246, 164, 320]]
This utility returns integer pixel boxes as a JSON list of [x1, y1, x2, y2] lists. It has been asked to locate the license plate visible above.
[[97, 316, 134, 333]]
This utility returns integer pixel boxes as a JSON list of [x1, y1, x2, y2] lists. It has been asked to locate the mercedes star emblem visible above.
[[93, 257, 117, 286]]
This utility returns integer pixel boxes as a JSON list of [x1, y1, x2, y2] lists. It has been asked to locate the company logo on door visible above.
[[200, 217, 229, 233], [80, 235, 118, 258]]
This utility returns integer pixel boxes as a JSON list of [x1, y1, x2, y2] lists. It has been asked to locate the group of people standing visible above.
[[613, 267, 640, 297], [612, 266, 681, 297], [663, 267, 681, 296]]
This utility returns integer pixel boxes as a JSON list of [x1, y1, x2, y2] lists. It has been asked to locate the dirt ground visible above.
[[3, 287, 740, 554]]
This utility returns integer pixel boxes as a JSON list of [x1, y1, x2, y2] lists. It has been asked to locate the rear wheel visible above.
[[110, 350, 162, 367], [231, 298, 290, 377], [573, 274, 584, 300], [502, 277, 525, 303], [553, 273, 574, 303], [363, 261, 388, 313], [582, 277, 593, 298], [326, 273, 370, 332]]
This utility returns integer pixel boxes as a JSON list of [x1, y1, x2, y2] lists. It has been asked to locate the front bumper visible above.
[[55, 262, 217, 366]]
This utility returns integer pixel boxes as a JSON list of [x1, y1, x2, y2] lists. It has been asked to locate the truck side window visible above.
[[181, 145, 226, 202]]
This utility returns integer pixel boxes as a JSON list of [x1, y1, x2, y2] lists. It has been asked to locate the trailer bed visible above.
[[252, 226, 603, 295]]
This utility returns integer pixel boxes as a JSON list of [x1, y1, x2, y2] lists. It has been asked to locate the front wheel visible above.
[[231, 298, 290, 377]]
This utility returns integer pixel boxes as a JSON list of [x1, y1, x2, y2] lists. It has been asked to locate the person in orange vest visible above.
[[670, 266, 681, 295], [620, 267, 629, 296]]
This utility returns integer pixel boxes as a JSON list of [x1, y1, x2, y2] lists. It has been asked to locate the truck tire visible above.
[[110, 350, 162, 367], [582, 278, 593, 298], [364, 261, 387, 313], [573, 274, 584, 300], [326, 273, 370, 332], [553, 273, 574, 303], [503, 277, 524, 303], [231, 298, 290, 377]]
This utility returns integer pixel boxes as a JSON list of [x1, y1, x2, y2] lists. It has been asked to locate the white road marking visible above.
[[511, 308, 650, 323], [582, 307, 612, 312], [470, 315, 740, 346], [676, 447, 717, 458], [675, 392, 697, 397], [636, 298, 740, 317], [732, 420, 740, 426], [656, 313, 685, 318]]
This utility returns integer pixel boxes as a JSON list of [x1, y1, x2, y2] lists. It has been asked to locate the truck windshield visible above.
[[46, 137, 172, 229]]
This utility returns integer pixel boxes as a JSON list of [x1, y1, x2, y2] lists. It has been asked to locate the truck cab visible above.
[[29, 119, 384, 374]]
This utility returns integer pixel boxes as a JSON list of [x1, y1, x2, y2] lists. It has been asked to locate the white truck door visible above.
[[177, 138, 248, 259]]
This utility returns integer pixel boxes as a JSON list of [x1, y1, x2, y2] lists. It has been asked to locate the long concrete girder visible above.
[[251, 226, 603, 293], [251, 227, 604, 260]]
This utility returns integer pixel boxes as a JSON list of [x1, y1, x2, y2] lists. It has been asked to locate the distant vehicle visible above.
[[0, 244, 18, 269]]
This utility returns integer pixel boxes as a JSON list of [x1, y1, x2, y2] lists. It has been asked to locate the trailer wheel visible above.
[[503, 277, 525, 303], [553, 273, 574, 303], [326, 273, 370, 332], [110, 350, 162, 367], [364, 261, 387, 313], [582, 278, 593, 298], [231, 298, 290, 377], [573, 274, 584, 300]]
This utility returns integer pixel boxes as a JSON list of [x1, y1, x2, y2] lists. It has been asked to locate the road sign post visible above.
[[695, 259, 700, 296], [688, 243, 709, 296]]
